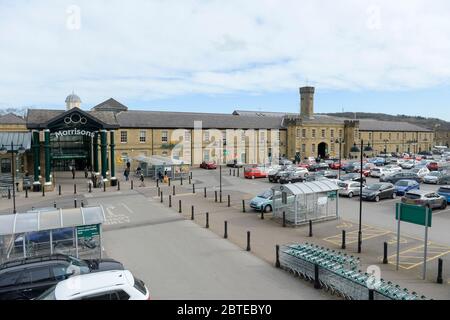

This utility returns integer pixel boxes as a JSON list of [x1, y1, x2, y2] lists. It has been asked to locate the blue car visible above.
[[394, 179, 420, 196], [14, 228, 74, 248], [437, 186, 450, 202], [250, 190, 273, 213]]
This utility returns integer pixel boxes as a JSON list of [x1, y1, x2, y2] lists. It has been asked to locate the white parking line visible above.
[[121, 203, 134, 214], [434, 208, 450, 216]]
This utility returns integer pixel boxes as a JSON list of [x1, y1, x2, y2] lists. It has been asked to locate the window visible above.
[[312, 144, 316, 152], [161, 130, 168, 143], [260, 131, 265, 142], [120, 131, 127, 143], [302, 129, 306, 138], [222, 130, 226, 145], [389, 133, 391, 140], [369, 133, 372, 140], [185, 131, 191, 142], [20, 267, 51, 284], [330, 129, 334, 138], [204, 131, 210, 141], [312, 129, 316, 138], [81, 290, 130, 300], [302, 144, 306, 153], [52, 265, 68, 281], [380, 133, 382, 139], [339, 129, 343, 138], [321, 129, 325, 138], [241, 131, 246, 142], [331, 144, 335, 152], [203, 150, 209, 161], [162, 151, 168, 156], [296, 129, 301, 138], [139, 130, 146, 143], [397, 133, 400, 140], [1, 159, 11, 174], [0, 271, 21, 287]]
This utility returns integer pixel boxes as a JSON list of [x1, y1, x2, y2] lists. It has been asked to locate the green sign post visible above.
[[395, 203, 431, 279], [77, 224, 100, 239]]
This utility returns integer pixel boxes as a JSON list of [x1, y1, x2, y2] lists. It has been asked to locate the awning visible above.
[[133, 155, 186, 166], [272, 180, 339, 196], [0, 206, 106, 236], [0, 132, 32, 151]]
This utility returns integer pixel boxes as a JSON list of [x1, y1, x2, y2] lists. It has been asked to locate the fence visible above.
[[279, 243, 427, 300]]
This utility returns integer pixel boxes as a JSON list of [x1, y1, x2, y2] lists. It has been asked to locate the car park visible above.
[[401, 191, 447, 210], [304, 174, 329, 182], [308, 163, 330, 172], [36, 270, 150, 300], [342, 162, 358, 173], [409, 166, 430, 179], [200, 161, 217, 170], [279, 171, 305, 184], [437, 186, 450, 202], [423, 171, 444, 184], [400, 160, 416, 170], [244, 167, 268, 179], [0, 254, 124, 300], [315, 170, 338, 179], [394, 180, 420, 196], [380, 171, 421, 184], [250, 189, 273, 212], [340, 173, 366, 184], [338, 181, 363, 198], [361, 183, 396, 202]]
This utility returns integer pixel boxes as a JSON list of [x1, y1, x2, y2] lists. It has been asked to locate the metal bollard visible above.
[[180, 176, 183, 185], [204, 187, 207, 198], [309, 220, 313, 237], [437, 258, 443, 284], [342, 230, 346, 249], [117, 181, 120, 191], [168, 178, 171, 186], [81, 200, 84, 208], [215, 191, 218, 202], [220, 191, 222, 203], [282, 211, 286, 228], [160, 191, 163, 203], [178, 200, 182, 213], [88, 183, 92, 193], [74, 184, 77, 194], [227, 195, 230, 207], [237, 168, 239, 177], [224, 221, 228, 239], [103, 182, 106, 192], [192, 184, 195, 194], [8, 188, 11, 199], [383, 242, 388, 264], [275, 245, 281, 268], [242, 199, 246, 212], [74, 198, 77, 208], [131, 180, 134, 190], [233, 169, 236, 177], [206, 212, 209, 228], [25, 188, 28, 198], [190, 172, 193, 180], [173, 185, 176, 196], [368, 289, 374, 300], [189, 176, 191, 184], [191, 206, 194, 220], [314, 264, 321, 289], [58, 185, 61, 196], [158, 187, 161, 197], [42, 187, 45, 197], [261, 209, 264, 220], [229, 169, 232, 175], [53, 201, 56, 208], [169, 195, 172, 208], [156, 179, 159, 188], [246, 231, 251, 251]]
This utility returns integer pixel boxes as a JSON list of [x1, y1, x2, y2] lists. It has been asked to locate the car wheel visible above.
[[375, 195, 380, 202], [264, 205, 272, 213], [348, 192, 353, 198], [441, 201, 447, 210]]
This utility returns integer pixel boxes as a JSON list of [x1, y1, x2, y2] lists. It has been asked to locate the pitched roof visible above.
[[26, 109, 119, 129], [115, 110, 284, 129], [358, 119, 432, 132], [91, 98, 128, 113], [0, 113, 26, 125], [234, 110, 346, 125]]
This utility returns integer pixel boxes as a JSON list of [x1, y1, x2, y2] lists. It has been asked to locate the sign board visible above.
[[77, 224, 100, 239], [327, 191, 337, 199], [395, 203, 432, 227]]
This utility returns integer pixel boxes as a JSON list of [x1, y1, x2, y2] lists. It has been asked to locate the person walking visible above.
[[84, 166, 88, 178], [124, 167, 130, 181], [139, 173, 145, 187], [71, 166, 76, 179]]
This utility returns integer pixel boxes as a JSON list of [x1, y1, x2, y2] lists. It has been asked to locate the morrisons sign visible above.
[[54, 129, 96, 138]]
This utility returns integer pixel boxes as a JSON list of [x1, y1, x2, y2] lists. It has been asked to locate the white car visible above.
[[370, 167, 394, 178], [410, 166, 430, 178], [36, 270, 150, 300]]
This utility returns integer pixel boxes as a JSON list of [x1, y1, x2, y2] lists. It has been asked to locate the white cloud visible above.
[[1, 0, 450, 108]]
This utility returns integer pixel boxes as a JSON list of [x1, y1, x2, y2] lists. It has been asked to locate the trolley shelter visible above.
[[0, 206, 105, 263], [272, 181, 339, 225], [133, 155, 190, 180]]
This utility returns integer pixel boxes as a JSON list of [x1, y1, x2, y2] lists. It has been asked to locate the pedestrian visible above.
[[124, 167, 130, 181], [139, 173, 145, 187], [157, 170, 163, 182], [71, 166, 76, 179], [84, 166, 88, 178]]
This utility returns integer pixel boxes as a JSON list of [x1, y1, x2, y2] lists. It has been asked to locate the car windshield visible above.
[[257, 190, 272, 199], [405, 193, 421, 199], [35, 285, 57, 300], [396, 181, 409, 187], [367, 184, 382, 190], [438, 187, 450, 193], [410, 169, 419, 173], [429, 172, 441, 177]]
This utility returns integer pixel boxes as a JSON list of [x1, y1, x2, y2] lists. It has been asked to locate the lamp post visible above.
[[383, 139, 389, 164], [357, 140, 363, 253], [0, 142, 26, 214]]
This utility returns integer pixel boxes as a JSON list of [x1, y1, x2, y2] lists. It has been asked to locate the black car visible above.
[[342, 163, 357, 173], [361, 183, 396, 202], [340, 173, 366, 184], [0, 254, 124, 300], [382, 172, 421, 184], [308, 163, 330, 172], [316, 170, 338, 179], [279, 171, 304, 184]]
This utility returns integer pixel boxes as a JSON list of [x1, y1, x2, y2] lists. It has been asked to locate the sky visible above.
[[1, 0, 450, 120]]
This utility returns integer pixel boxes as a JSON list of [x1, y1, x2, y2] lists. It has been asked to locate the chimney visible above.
[[300, 86, 315, 118]]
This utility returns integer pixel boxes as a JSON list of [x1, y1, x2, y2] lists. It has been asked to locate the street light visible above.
[[383, 139, 389, 164], [0, 142, 26, 214]]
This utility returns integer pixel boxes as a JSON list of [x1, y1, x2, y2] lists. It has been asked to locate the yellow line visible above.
[[405, 251, 450, 270]]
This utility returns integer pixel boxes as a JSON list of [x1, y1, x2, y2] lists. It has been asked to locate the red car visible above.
[[200, 161, 217, 170], [427, 162, 439, 171], [244, 167, 268, 179], [297, 163, 310, 169], [329, 162, 342, 170]]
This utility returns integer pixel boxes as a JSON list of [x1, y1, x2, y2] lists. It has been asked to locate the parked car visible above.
[[308, 163, 330, 172], [0, 254, 124, 300], [329, 161, 342, 170], [244, 167, 268, 179], [423, 171, 444, 184], [401, 191, 447, 210], [380, 171, 421, 184], [36, 270, 150, 300], [427, 161, 439, 171], [409, 167, 430, 179], [249, 189, 273, 213], [437, 186, 450, 202], [400, 160, 416, 170], [304, 174, 330, 182], [268, 168, 292, 183], [279, 171, 305, 184], [394, 180, 420, 196], [338, 181, 363, 198], [226, 159, 244, 168], [342, 162, 358, 173], [200, 161, 217, 170], [315, 170, 338, 179], [361, 183, 396, 202], [340, 173, 366, 184]]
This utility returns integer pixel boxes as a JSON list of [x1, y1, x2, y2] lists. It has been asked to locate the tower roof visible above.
[[65, 93, 82, 104]]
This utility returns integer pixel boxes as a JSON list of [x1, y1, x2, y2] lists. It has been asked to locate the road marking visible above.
[[337, 222, 354, 229], [433, 208, 450, 216], [323, 226, 391, 246], [387, 243, 450, 270], [121, 203, 133, 214]]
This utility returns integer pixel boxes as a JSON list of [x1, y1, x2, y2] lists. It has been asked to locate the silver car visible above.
[[401, 190, 447, 210], [338, 181, 363, 198], [423, 171, 443, 184]]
